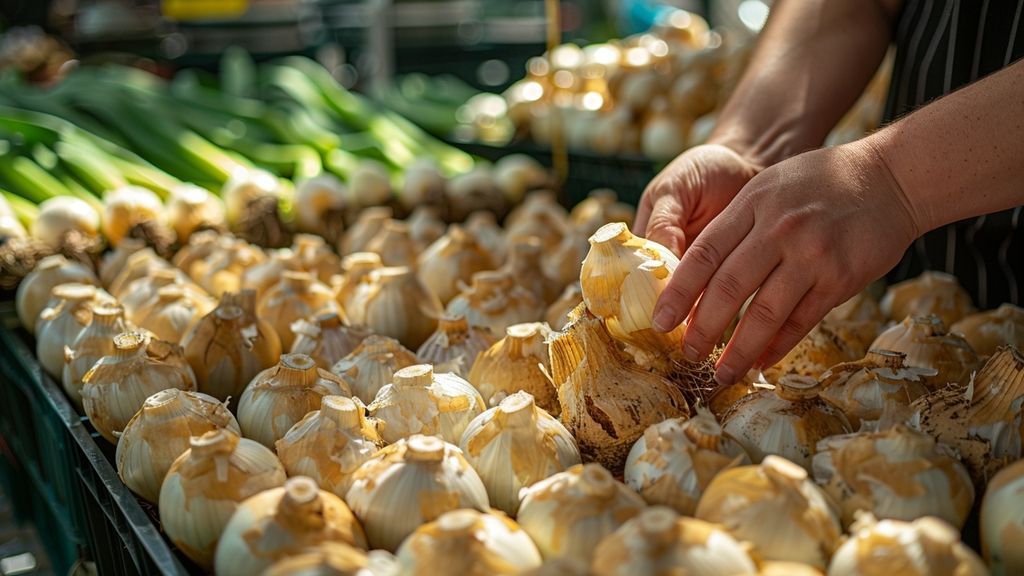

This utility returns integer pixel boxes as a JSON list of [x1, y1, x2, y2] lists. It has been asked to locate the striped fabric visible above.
[[883, 0, 1024, 307]]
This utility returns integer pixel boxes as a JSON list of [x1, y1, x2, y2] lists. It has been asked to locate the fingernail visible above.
[[652, 306, 677, 333], [714, 366, 736, 387], [683, 344, 700, 363]]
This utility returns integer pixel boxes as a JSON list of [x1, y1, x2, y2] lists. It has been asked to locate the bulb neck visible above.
[[143, 388, 184, 414], [374, 267, 412, 286], [508, 239, 542, 270], [156, 285, 185, 303], [283, 271, 315, 293], [438, 315, 470, 336], [277, 354, 320, 387], [472, 272, 512, 297], [435, 510, 478, 536], [342, 252, 383, 275], [52, 283, 98, 303], [37, 255, 67, 271], [293, 234, 325, 253], [321, 396, 361, 429], [864, 349, 908, 370], [497, 392, 536, 428], [504, 323, 544, 358], [776, 375, 822, 401], [393, 364, 434, 388], [683, 411, 725, 450], [405, 435, 445, 462], [636, 508, 679, 545], [578, 464, 615, 498], [190, 429, 239, 460], [113, 331, 147, 357], [90, 304, 125, 328], [215, 305, 245, 323], [317, 311, 342, 330], [588, 222, 632, 250], [277, 477, 324, 532], [221, 290, 258, 317]]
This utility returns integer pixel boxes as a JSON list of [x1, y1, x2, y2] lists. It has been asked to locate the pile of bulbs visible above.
[[15, 190, 1024, 574]]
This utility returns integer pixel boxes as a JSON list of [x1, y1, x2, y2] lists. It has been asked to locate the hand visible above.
[[634, 144, 762, 257], [652, 140, 922, 385]]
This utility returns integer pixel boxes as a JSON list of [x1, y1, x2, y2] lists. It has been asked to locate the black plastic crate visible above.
[[0, 305, 188, 575]]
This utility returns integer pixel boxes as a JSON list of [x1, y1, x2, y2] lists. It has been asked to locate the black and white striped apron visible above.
[[883, 0, 1024, 308]]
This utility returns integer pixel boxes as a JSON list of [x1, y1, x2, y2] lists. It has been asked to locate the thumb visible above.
[[644, 193, 688, 258]]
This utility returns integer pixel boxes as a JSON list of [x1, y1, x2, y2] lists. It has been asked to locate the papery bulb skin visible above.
[[520, 558, 591, 576], [911, 345, 1024, 485], [406, 206, 447, 249], [160, 430, 286, 570], [880, 271, 976, 327], [37, 283, 113, 378], [569, 189, 635, 237], [545, 283, 583, 331], [465, 210, 507, 265], [981, 459, 1024, 576], [276, 395, 383, 498], [827, 515, 987, 576], [172, 229, 220, 278], [258, 271, 340, 351], [579, 222, 684, 372], [812, 424, 974, 528], [241, 249, 300, 300], [501, 237, 561, 305], [819, 350, 932, 428], [214, 476, 368, 576], [395, 509, 543, 575], [695, 456, 842, 568], [261, 542, 386, 576], [100, 237, 147, 288], [137, 285, 216, 344], [505, 192, 569, 253], [17, 254, 98, 333], [102, 185, 165, 247], [339, 207, 392, 256], [445, 270, 545, 338], [82, 332, 198, 444], [762, 321, 862, 382], [550, 310, 690, 473], [116, 389, 240, 503], [166, 183, 226, 242], [238, 353, 353, 449], [624, 408, 750, 515], [331, 335, 418, 404], [62, 304, 129, 410], [193, 237, 267, 297], [345, 435, 490, 551], [416, 315, 496, 377], [351, 266, 443, 350], [591, 507, 758, 576], [290, 311, 371, 370], [543, 232, 589, 296], [119, 267, 190, 324], [458, 391, 581, 515], [182, 290, 282, 405], [951, 303, 1024, 358], [870, 315, 980, 389], [291, 233, 343, 283], [334, 252, 384, 316], [493, 155, 550, 205], [722, 375, 852, 471], [517, 463, 645, 561], [109, 248, 173, 298], [364, 220, 419, 267], [368, 364, 486, 444], [468, 323, 557, 413], [416, 225, 495, 305]]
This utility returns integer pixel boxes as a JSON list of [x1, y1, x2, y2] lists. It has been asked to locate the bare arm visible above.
[[653, 58, 1024, 385], [710, 0, 902, 166], [868, 58, 1024, 235], [636, 0, 902, 256]]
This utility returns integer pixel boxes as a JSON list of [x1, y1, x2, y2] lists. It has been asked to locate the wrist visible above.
[[848, 135, 925, 241]]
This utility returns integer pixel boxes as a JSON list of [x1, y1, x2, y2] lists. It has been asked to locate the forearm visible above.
[[709, 0, 900, 167], [865, 59, 1024, 235]]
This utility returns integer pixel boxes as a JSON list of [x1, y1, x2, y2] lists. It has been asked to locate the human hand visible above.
[[651, 140, 922, 385], [634, 144, 762, 257]]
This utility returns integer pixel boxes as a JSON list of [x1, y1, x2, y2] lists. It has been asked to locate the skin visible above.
[[636, 0, 1024, 385]]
